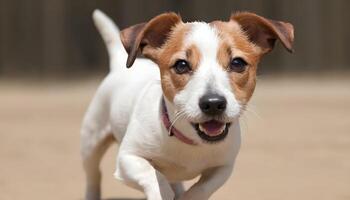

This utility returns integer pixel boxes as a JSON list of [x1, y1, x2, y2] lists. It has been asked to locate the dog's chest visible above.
[[150, 157, 206, 182], [149, 145, 230, 182]]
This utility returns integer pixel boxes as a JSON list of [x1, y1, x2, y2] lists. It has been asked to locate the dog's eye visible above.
[[229, 57, 248, 73], [173, 60, 191, 74]]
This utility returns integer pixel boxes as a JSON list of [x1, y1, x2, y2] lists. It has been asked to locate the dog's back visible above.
[[84, 10, 161, 142], [81, 11, 166, 200]]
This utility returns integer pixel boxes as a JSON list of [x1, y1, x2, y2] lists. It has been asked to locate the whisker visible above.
[[239, 113, 249, 133], [168, 110, 186, 135], [243, 104, 262, 120]]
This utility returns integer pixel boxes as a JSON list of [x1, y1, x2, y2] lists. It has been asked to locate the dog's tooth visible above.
[[220, 124, 226, 132], [199, 124, 205, 132], [216, 124, 226, 134]]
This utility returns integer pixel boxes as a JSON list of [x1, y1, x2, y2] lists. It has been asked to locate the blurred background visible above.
[[0, 0, 349, 200], [1, 0, 349, 77]]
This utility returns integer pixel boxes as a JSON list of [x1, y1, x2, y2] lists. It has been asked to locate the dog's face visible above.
[[121, 12, 294, 142]]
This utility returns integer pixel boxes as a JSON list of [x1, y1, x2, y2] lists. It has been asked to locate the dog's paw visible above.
[[147, 192, 175, 200], [177, 191, 208, 200], [145, 184, 175, 200]]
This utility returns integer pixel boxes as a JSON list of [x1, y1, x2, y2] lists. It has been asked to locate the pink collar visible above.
[[161, 98, 197, 146]]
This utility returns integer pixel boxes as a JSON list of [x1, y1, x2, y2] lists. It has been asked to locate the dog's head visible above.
[[121, 12, 294, 142]]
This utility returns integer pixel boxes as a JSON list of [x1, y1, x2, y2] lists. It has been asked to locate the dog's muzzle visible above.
[[193, 93, 230, 142]]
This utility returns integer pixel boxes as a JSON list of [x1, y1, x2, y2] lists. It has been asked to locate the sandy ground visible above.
[[1, 75, 350, 200]]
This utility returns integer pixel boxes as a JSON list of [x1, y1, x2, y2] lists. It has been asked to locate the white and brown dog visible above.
[[81, 10, 294, 200]]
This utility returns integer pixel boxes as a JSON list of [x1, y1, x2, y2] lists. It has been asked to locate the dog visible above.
[[81, 9, 294, 200]]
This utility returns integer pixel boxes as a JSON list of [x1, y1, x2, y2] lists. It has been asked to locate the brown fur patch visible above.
[[186, 44, 201, 71], [155, 23, 194, 101]]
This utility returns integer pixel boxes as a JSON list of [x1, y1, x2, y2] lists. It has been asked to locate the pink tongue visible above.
[[200, 120, 225, 136]]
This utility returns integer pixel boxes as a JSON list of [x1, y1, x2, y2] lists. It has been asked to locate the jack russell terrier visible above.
[[81, 9, 294, 200]]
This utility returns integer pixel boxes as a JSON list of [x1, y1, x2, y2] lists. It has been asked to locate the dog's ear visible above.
[[231, 12, 294, 54], [120, 13, 182, 68]]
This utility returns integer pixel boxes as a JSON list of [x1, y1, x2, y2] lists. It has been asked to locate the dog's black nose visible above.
[[199, 94, 227, 116]]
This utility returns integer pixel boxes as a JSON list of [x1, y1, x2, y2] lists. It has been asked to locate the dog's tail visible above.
[[93, 9, 126, 72]]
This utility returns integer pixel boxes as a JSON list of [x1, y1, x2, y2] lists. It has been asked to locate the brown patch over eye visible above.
[[186, 45, 200, 71], [212, 20, 261, 104], [217, 42, 232, 69], [228, 67, 257, 104], [156, 24, 201, 102]]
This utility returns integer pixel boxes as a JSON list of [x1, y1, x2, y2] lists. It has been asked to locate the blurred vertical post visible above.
[[0, 0, 4, 74], [0, 0, 12, 75], [42, 0, 66, 74]]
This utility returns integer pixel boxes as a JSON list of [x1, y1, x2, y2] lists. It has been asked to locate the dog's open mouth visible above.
[[192, 120, 231, 142]]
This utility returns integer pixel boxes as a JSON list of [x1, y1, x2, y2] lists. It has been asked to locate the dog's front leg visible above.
[[178, 165, 233, 200], [116, 154, 175, 200]]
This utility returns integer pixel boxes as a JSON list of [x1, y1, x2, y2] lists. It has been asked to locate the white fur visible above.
[[81, 10, 241, 200]]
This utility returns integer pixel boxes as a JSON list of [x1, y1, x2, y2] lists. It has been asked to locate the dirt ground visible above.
[[1, 74, 350, 200]]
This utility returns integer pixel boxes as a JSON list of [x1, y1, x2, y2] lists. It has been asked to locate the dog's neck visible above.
[[162, 97, 185, 129], [162, 97, 197, 145]]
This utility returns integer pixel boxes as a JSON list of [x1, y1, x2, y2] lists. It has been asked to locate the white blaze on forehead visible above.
[[185, 22, 219, 62], [184, 22, 228, 89]]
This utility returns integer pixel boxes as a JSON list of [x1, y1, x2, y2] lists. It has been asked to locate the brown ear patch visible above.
[[231, 12, 294, 54], [120, 12, 182, 68], [120, 23, 146, 55]]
